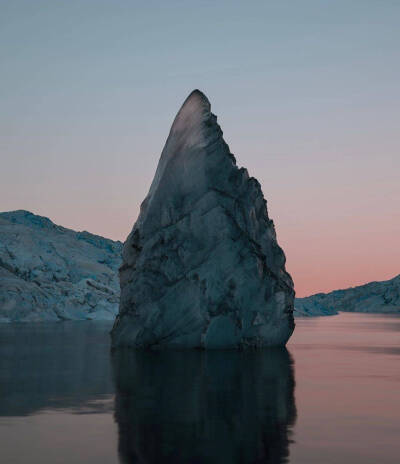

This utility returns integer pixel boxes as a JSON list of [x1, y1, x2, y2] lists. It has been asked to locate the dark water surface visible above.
[[0, 313, 399, 463]]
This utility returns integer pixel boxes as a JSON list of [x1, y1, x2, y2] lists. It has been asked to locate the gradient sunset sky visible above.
[[1, 1, 399, 297]]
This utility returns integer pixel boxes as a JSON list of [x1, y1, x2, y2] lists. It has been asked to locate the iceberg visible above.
[[111, 90, 295, 348]]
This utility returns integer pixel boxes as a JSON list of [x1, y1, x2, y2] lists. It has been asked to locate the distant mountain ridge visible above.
[[0, 210, 122, 322], [295, 274, 400, 316]]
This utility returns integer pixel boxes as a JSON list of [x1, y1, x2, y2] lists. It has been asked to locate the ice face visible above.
[[295, 274, 400, 317], [0, 210, 122, 322], [169, 89, 211, 138], [112, 90, 295, 349]]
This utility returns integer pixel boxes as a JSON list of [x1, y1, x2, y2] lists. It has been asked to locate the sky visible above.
[[1, 0, 399, 297]]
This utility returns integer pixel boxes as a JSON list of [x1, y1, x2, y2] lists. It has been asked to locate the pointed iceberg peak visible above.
[[183, 89, 210, 108], [112, 89, 295, 350], [169, 89, 212, 137]]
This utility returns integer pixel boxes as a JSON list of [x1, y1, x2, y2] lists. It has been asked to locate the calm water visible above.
[[0, 313, 399, 463]]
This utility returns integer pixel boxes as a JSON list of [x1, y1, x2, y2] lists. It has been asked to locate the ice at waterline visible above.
[[111, 90, 294, 349]]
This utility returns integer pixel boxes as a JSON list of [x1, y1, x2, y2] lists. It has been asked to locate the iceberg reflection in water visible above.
[[1, 314, 399, 463], [112, 349, 296, 464]]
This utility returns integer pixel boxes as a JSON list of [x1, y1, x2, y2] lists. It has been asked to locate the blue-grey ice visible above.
[[295, 274, 400, 316], [0, 210, 122, 322], [111, 90, 295, 349]]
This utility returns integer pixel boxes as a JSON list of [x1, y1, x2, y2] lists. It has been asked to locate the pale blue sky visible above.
[[1, 1, 399, 295]]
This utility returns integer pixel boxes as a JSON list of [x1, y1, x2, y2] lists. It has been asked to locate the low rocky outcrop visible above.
[[295, 274, 400, 316], [0, 210, 122, 322], [111, 90, 295, 349]]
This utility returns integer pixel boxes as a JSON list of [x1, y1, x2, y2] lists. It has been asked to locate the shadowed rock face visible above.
[[111, 90, 294, 349], [112, 349, 296, 464]]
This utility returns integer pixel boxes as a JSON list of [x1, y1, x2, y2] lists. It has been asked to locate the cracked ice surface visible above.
[[0, 210, 122, 322], [111, 90, 295, 349]]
